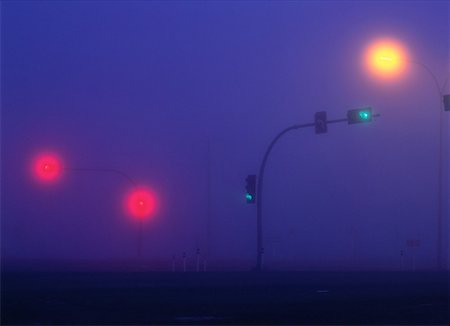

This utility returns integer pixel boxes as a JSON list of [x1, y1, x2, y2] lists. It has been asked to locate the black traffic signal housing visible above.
[[245, 175, 256, 204], [444, 94, 450, 111], [347, 107, 373, 124], [314, 111, 328, 134]]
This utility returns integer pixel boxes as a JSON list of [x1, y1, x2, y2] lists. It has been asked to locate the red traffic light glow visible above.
[[33, 153, 63, 182], [126, 188, 158, 220]]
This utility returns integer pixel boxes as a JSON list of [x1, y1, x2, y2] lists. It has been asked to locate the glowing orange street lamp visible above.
[[363, 38, 449, 270], [364, 38, 409, 80]]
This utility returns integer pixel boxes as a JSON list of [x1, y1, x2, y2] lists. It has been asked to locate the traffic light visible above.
[[347, 107, 373, 124], [444, 94, 450, 111], [245, 175, 256, 204], [314, 111, 328, 134]]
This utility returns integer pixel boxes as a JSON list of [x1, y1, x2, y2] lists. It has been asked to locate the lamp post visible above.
[[364, 38, 449, 270], [32, 154, 153, 259], [66, 167, 145, 259]]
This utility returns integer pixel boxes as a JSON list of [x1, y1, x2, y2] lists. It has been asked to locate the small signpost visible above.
[[406, 239, 421, 271]]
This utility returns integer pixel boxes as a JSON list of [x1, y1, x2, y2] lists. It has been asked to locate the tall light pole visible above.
[[254, 108, 379, 271], [66, 167, 144, 259], [364, 38, 449, 270]]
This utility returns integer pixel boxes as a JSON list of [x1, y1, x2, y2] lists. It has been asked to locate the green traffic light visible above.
[[347, 107, 373, 124], [245, 193, 253, 201], [358, 111, 371, 120]]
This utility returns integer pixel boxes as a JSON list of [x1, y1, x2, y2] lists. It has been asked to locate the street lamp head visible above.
[[364, 38, 409, 80], [33, 153, 63, 183], [126, 187, 158, 220]]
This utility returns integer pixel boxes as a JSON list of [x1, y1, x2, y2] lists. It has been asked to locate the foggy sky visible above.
[[1, 0, 449, 270]]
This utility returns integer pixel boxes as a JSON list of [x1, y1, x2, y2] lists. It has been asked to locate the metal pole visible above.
[[256, 123, 315, 271], [254, 116, 370, 271], [138, 219, 143, 259], [206, 139, 211, 270], [65, 167, 141, 260], [196, 248, 200, 272], [172, 255, 176, 272], [411, 61, 446, 270]]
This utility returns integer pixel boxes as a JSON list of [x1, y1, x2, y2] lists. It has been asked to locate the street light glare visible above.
[[359, 111, 370, 120], [126, 188, 158, 220], [33, 153, 63, 182], [364, 38, 409, 79]]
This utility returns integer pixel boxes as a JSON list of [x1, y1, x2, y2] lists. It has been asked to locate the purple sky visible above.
[[1, 0, 449, 270]]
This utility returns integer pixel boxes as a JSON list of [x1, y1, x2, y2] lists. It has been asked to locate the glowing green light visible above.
[[245, 193, 253, 201], [359, 111, 370, 120]]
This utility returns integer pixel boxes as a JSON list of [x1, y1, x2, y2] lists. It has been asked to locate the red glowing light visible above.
[[126, 188, 157, 219], [33, 153, 63, 182]]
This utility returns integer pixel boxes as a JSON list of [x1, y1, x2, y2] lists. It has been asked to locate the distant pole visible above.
[[206, 139, 212, 269], [400, 250, 404, 271], [66, 167, 141, 259], [196, 248, 200, 272], [137, 219, 143, 259], [411, 61, 448, 270]]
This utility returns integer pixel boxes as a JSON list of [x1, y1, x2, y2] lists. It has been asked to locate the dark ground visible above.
[[1, 271, 449, 325]]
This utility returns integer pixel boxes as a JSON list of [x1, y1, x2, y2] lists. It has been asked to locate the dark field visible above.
[[1, 271, 449, 325]]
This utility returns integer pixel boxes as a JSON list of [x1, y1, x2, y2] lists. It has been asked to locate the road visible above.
[[2, 271, 449, 324]]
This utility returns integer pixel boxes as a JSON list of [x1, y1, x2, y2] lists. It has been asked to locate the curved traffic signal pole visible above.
[[255, 111, 379, 271], [256, 123, 313, 271]]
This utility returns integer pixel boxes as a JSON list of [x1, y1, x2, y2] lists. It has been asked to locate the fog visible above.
[[1, 0, 449, 270]]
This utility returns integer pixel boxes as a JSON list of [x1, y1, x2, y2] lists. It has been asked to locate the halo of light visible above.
[[364, 38, 409, 79], [126, 188, 158, 220], [33, 153, 63, 182]]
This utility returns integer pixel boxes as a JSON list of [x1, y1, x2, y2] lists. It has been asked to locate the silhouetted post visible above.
[[410, 61, 449, 270], [400, 250, 404, 271], [66, 167, 140, 259], [256, 123, 314, 271], [196, 248, 200, 272], [182, 252, 187, 272], [261, 248, 265, 270], [137, 220, 143, 259]]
